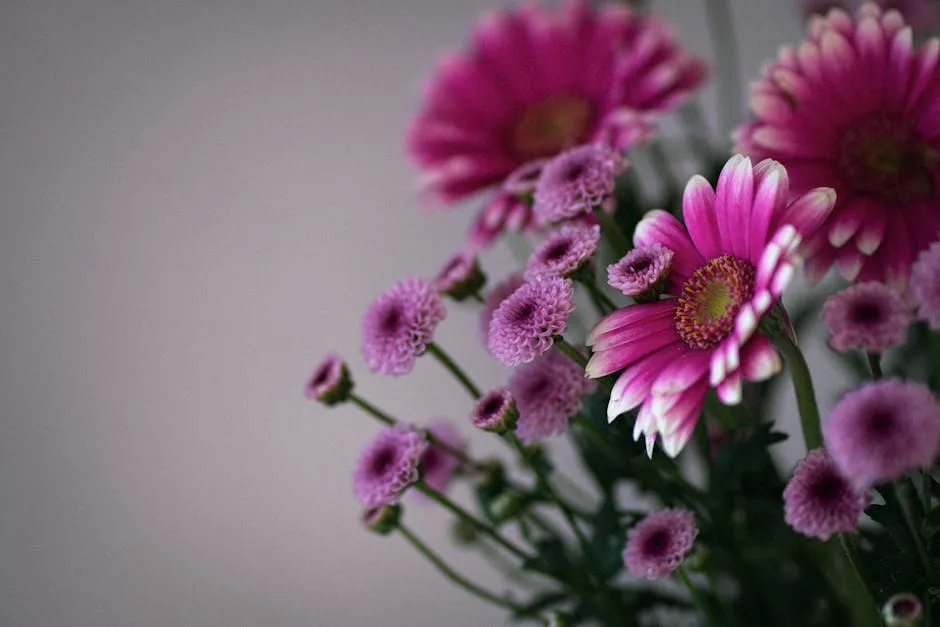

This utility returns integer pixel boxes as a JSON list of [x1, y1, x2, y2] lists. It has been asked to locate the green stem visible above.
[[835, 535, 881, 627], [676, 567, 722, 627], [772, 334, 822, 451], [416, 482, 532, 563], [893, 482, 934, 580], [579, 278, 618, 315], [704, 0, 743, 138], [426, 342, 481, 399], [398, 524, 521, 612], [470, 291, 485, 304], [596, 209, 632, 256], [572, 413, 624, 469], [349, 393, 395, 426], [866, 352, 883, 379], [646, 141, 681, 197], [554, 336, 588, 369]]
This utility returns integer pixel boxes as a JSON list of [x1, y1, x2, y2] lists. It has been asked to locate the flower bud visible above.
[[305, 353, 353, 406], [432, 251, 487, 302], [486, 491, 523, 523], [470, 389, 518, 435], [450, 519, 478, 546], [542, 612, 570, 627], [882, 593, 923, 627], [361, 503, 401, 536]]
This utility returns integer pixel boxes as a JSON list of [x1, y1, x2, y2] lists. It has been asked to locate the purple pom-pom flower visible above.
[[910, 240, 940, 329], [470, 388, 518, 435], [488, 276, 576, 366], [607, 244, 675, 300], [305, 353, 352, 406], [509, 349, 594, 443], [783, 448, 867, 540], [822, 282, 912, 353], [362, 277, 446, 376], [479, 273, 525, 345], [533, 144, 627, 224], [824, 379, 940, 490], [525, 224, 601, 281], [353, 425, 428, 508], [623, 508, 698, 580]]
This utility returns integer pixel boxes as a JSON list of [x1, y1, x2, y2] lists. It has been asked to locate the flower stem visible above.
[[572, 413, 624, 469], [771, 334, 823, 451], [398, 523, 521, 612], [646, 140, 681, 197], [553, 336, 589, 369], [579, 278, 618, 315], [704, 0, 743, 138], [676, 567, 722, 627], [470, 291, 485, 304], [415, 481, 532, 562], [866, 352, 883, 379], [349, 393, 395, 426], [835, 534, 881, 627], [426, 342, 481, 399], [596, 209, 632, 256], [893, 482, 934, 580]]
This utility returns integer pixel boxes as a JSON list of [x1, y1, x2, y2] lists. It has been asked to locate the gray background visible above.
[[1, 1, 835, 626]]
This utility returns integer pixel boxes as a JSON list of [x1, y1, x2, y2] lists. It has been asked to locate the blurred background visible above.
[[0, 1, 838, 625]]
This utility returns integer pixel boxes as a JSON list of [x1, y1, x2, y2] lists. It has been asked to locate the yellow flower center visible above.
[[675, 255, 755, 350]]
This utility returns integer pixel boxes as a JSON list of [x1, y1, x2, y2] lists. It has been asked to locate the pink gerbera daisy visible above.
[[587, 155, 837, 457], [407, 0, 707, 205], [736, 4, 940, 286]]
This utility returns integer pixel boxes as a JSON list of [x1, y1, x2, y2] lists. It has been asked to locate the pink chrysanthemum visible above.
[[736, 4, 940, 286], [822, 281, 912, 352], [305, 352, 352, 406], [418, 421, 467, 495], [362, 277, 446, 376], [525, 224, 601, 280], [432, 251, 486, 301], [479, 273, 526, 344], [910, 239, 940, 328], [623, 508, 698, 580], [509, 349, 594, 443], [407, 1, 706, 205], [587, 156, 837, 457], [607, 244, 675, 299], [470, 388, 518, 434], [783, 448, 868, 540], [467, 191, 538, 250], [488, 276, 576, 366], [353, 426, 428, 508], [533, 144, 627, 223], [824, 378, 940, 489]]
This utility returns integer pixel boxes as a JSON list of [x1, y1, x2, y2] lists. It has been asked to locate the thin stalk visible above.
[[398, 524, 521, 612], [596, 209, 632, 256], [866, 352, 883, 379], [646, 141, 681, 197], [772, 334, 822, 451], [554, 336, 589, 369], [349, 393, 396, 426], [704, 0, 743, 138], [426, 342, 481, 399], [415, 482, 532, 563], [893, 482, 934, 580], [676, 567, 722, 627], [579, 278, 618, 315], [835, 534, 882, 627], [470, 291, 485, 304], [572, 413, 624, 470]]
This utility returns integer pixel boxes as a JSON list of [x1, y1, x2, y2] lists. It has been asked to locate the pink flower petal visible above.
[[634, 210, 704, 288], [714, 154, 755, 258], [682, 175, 722, 260], [740, 335, 782, 382]]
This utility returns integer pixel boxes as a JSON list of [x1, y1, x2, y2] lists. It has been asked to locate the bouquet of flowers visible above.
[[307, 1, 940, 625]]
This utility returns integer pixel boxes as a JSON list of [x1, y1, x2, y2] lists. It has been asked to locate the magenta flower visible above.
[[623, 509, 698, 580], [910, 240, 940, 328], [822, 282, 912, 352], [533, 144, 627, 223], [353, 426, 428, 508], [824, 379, 940, 490], [418, 421, 467, 496], [305, 353, 352, 406], [525, 224, 601, 281], [432, 251, 486, 301], [470, 388, 518, 434], [407, 1, 706, 205], [587, 155, 836, 457], [488, 276, 576, 366], [736, 4, 940, 286], [783, 449, 867, 540], [479, 273, 526, 345], [509, 349, 594, 444], [607, 244, 675, 300], [361, 277, 446, 376]]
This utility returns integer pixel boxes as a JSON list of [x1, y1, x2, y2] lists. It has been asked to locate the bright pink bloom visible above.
[[587, 155, 837, 457], [783, 448, 867, 540], [910, 239, 940, 328], [623, 508, 698, 580], [822, 281, 912, 352], [407, 1, 706, 205], [418, 421, 467, 496], [525, 224, 601, 280], [736, 4, 940, 286]]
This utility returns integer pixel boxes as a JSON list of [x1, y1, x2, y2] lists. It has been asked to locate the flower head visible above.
[[883, 593, 924, 627], [362, 503, 402, 535], [783, 448, 867, 540], [509, 349, 594, 443], [736, 4, 940, 285], [533, 144, 627, 224], [822, 282, 912, 352], [525, 224, 601, 280], [362, 277, 446, 376], [607, 244, 675, 300], [432, 251, 486, 301], [623, 508, 698, 579], [488, 276, 576, 366], [305, 353, 352, 406], [467, 191, 538, 250], [353, 425, 428, 508], [418, 421, 467, 495], [824, 378, 940, 489], [470, 388, 518, 434], [587, 155, 836, 457], [408, 1, 706, 205], [479, 272, 526, 344], [910, 239, 940, 328]]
